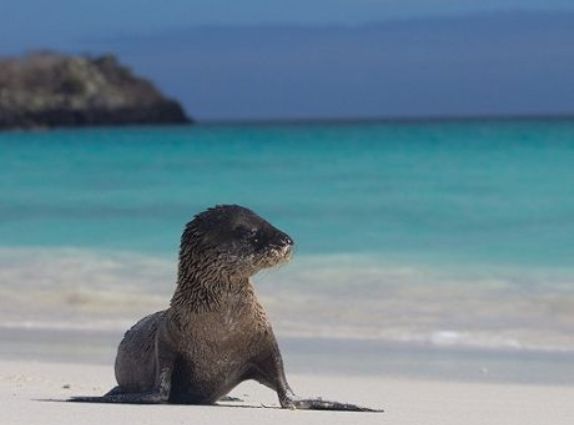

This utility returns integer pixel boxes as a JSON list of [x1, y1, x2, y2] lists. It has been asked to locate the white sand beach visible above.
[[2, 359, 574, 425]]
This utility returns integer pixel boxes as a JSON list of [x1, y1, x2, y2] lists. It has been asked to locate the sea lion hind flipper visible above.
[[219, 395, 244, 402], [70, 338, 175, 404], [68, 391, 168, 404], [104, 385, 124, 396]]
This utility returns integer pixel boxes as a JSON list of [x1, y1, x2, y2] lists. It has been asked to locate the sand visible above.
[[2, 359, 574, 425]]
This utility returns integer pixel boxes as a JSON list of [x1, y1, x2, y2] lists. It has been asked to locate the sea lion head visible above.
[[179, 204, 294, 281]]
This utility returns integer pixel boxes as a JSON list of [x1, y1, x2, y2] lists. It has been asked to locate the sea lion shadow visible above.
[[35, 398, 267, 409]]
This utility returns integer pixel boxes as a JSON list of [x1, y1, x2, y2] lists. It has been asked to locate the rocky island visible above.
[[0, 52, 191, 130]]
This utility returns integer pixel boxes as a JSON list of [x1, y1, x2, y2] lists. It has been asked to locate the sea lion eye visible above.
[[235, 226, 258, 240], [249, 229, 261, 245]]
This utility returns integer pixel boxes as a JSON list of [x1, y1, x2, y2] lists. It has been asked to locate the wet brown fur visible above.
[[70, 205, 380, 412]]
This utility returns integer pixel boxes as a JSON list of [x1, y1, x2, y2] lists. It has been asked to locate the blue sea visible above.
[[1, 119, 574, 358]]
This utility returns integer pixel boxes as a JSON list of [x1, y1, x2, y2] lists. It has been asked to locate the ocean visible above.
[[1, 119, 573, 363]]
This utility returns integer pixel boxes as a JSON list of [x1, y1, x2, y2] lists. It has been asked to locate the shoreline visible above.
[[1, 326, 573, 387]]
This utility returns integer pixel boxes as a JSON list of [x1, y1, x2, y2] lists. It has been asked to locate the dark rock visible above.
[[0, 51, 192, 130]]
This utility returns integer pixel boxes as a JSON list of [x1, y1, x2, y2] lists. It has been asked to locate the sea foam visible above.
[[1, 248, 573, 353]]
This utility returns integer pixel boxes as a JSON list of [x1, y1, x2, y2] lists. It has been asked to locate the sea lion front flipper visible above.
[[251, 331, 382, 413], [281, 396, 383, 412]]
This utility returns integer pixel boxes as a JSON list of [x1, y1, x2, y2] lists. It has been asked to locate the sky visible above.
[[1, 1, 574, 120]]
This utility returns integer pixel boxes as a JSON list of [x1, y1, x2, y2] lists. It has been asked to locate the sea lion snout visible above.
[[263, 230, 294, 267], [266, 229, 294, 252], [273, 232, 294, 249], [277, 233, 294, 258]]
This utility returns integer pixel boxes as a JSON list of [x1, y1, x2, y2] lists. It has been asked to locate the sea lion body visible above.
[[115, 292, 274, 404], [71, 205, 378, 412]]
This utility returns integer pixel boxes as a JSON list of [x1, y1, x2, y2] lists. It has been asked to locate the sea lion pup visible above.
[[71, 205, 379, 412]]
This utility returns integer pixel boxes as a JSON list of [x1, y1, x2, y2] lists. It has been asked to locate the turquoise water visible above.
[[1, 120, 574, 351], [1, 120, 574, 267]]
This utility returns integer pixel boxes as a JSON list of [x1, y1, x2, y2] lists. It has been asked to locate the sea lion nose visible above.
[[280, 233, 294, 247], [271, 231, 293, 248]]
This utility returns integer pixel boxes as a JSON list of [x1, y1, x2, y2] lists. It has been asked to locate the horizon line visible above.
[[196, 113, 574, 127]]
